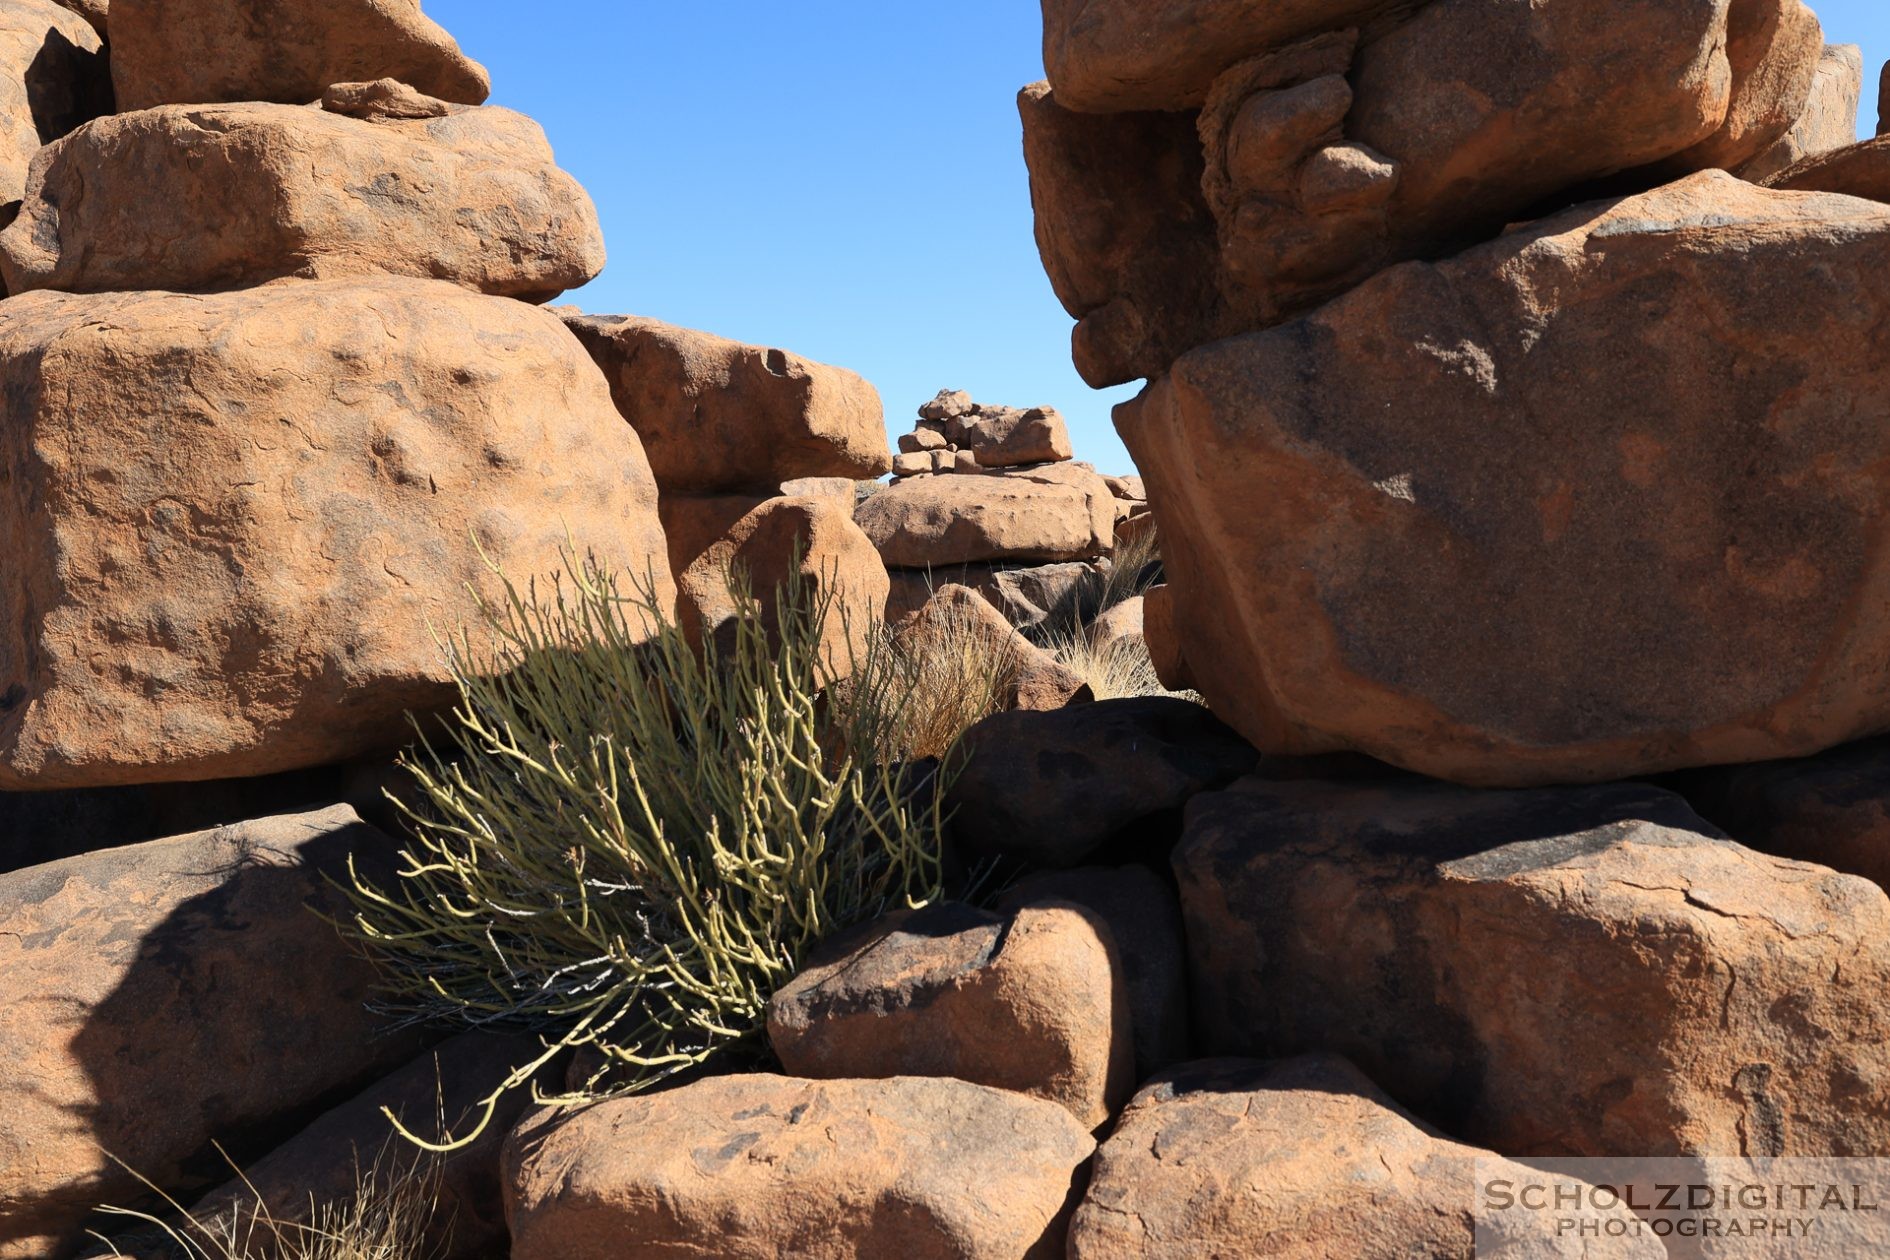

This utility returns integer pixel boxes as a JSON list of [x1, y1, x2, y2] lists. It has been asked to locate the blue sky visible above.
[[435, 1, 1887, 477]]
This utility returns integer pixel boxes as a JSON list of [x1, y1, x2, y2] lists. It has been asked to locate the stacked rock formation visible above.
[[0, 2, 901, 1254], [1024, 0, 1890, 787], [864, 389, 1148, 628]]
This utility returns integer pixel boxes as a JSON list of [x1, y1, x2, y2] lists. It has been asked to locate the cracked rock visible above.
[[1174, 775, 1890, 1157], [1071, 1056, 1663, 1259]]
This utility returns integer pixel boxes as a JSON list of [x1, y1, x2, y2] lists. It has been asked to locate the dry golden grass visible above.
[[846, 594, 1009, 763], [95, 1145, 446, 1260]]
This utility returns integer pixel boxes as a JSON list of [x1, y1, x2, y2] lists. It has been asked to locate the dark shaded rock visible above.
[[1175, 776, 1890, 1157], [949, 697, 1257, 868], [0, 807, 428, 1258]]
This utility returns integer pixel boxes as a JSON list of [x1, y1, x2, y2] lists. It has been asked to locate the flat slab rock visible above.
[[856, 463, 1117, 567], [1128, 172, 1890, 785], [0, 278, 671, 790], [562, 312, 891, 495], [109, 0, 490, 111], [0, 807, 428, 1260], [1175, 775, 1890, 1158], [502, 1074, 1095, 1260], [1071, 1056, 1661, 1259], [767, 899, 1133, 1130], [1, 96, 605, 300]]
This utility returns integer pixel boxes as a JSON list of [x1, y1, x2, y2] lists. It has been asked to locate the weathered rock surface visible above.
[[562, 312, 890, 495], [1175, 776, 1890, 1157], [999, 866, 1192, 1078], [677, 494, 889, 678], [897, 585, 1091, 712], [768, 900, 1133, 1129], [109, 0, 490, 111], [884, 560, 1103, 630], [0, 0, 108, 208], [1086, 595, 1144, 658], [1741, 42, 1865, 181], [941, 401, 1074, 468], [47, 0, 104, 35], [1026, 2, 1829, 384], [503, 1074, 1095, 1260], [0, 807, 428, 1259], [2, 99, 605, 299], [950, 697, 1256, 868], [856, 463, 1115, 567], [0, 279, 671, 790], [92, 1033, 559, 1260], [659, 478, 858, 577], [1141, 585, 1193, 693], [1019, 82, 1224, 388], [1071, 1056, 1662, 1260], [1126, 173, 1890, 787], [0, 757, 410, 876], [1671, 737, 1890, 894], [1766, 133, 1890, 202]]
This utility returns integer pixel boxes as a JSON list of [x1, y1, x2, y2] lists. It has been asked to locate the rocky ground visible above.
[[1, 0, 1890, 1258]]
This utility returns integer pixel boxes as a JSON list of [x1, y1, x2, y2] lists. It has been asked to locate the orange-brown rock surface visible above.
[[1766, 132, 1890, 201], [856, 462, 1115, 567], [0, 278, 671, 790], [1740, 42, 1865, 180], [562, 312, 891, 495], [767, 900, 1134, 1130], [47, 0, 104, 35], [894, 584, 1091, 712], [1127, 173, 1890, 786], [109, 0, 490, 111], [0, 807, 428, 1260], [676, 493, 889, 678], [1070, 1056, 1663, 1259], [2, 98, 604, 299], [0, 0, 107, 209], [1176, 776, 1890, 1158], [1026, 0, 1831, 386], [503, 1075, 1095, 1260]]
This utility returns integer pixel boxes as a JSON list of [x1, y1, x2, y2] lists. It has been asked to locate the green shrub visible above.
[[342, 556, 948, 1148]]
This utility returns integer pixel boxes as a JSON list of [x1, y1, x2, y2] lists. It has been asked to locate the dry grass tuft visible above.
[[844, 594, 1009, 764], [95, 1145, 445, 1260]]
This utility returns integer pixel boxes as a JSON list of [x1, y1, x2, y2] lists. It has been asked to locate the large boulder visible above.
[[0, 807, 429, 1260], [767, 900, 1134, 1130], [948, 696, 1256, 868], [1174, 776, 1890, 1158], [0, 0, 108, 208], [998, 866, 1193, 1078], [0, 278, 672, 790], [1740, 43, 1865, 182], [1126, 173, 1890, 787], [1, 95, 605, 300], [503, 1074, 1095, 1260], [855, 463, 1115, 568], [1025, 1, 1825, 384], [108, 0, 490, 111], [562, 312, 890, 495], [676, 493, 889, 678], [1070, 1056, 1661, 1259]]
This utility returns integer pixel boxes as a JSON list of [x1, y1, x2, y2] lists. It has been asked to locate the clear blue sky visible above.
[[435, 1, 1887, 477]]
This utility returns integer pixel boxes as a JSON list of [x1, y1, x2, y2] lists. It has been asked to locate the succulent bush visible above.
[[343, 556, 948, 1148]]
